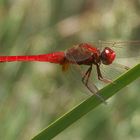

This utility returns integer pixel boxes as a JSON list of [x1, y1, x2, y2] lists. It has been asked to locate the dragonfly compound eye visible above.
[[101, 47, 116, 65]]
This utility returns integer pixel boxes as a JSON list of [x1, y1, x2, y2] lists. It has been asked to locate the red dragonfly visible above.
[[0, 41, 140, 101]]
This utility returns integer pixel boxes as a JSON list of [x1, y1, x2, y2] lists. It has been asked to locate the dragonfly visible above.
[[0, 41, 140, 102]]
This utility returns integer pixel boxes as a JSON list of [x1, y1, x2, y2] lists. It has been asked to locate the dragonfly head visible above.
[[100, 47, 116, 65]]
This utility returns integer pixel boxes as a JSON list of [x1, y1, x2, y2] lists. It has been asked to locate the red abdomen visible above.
[[0, 52, 65, 64]]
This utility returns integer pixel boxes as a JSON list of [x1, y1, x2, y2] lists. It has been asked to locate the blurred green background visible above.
[[0, 0, 140, 140]]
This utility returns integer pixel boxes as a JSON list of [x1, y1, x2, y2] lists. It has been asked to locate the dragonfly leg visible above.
[[96, 64, 112, 83], [82, 65, 106, 103], [82, 65, 92, 86]]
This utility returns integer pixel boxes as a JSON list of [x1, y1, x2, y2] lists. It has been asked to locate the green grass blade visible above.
[[32, 64, 140, 140]]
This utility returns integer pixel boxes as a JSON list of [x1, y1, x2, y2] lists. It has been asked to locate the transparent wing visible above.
[[62, 40, 140, 101], [100, 63, 127, 82], [99, 40, 140, 58], [69, 64, 99, 94], [65, 44, 93, 62]]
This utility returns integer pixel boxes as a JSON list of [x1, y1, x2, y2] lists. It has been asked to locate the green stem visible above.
[[32, 64, 140, 140]]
